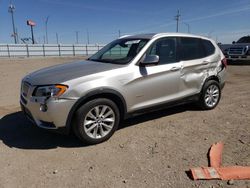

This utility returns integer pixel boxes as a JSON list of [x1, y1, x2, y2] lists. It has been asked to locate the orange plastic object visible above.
[[190, 142, 250, 180], [191, 167, 220, 180], [218, 167, 250, 180], [209, 142, 224, 168]]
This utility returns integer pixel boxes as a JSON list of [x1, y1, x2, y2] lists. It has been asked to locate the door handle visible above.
[[203, 61, 210, 65], [170, 66, 181, 71]]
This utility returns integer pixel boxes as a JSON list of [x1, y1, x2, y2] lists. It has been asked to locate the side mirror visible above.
[[232, 41, 236, 44], [140, 55, 159, 66]]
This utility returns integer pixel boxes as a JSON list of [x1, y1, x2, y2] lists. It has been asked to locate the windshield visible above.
[[89, 38, 149, 64], [237, 36, 250, 43]]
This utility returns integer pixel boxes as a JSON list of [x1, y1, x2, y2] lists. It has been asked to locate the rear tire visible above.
[[73, 98, 120, 144], [199, 80, 221, 110]]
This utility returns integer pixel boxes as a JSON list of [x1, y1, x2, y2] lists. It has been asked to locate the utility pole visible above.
[[175, 10, 181, 32], [15, 27, 19, 43], [118, 30, 121, 37], [56, 33, 59, 44], [8, 1, 17, 44], [75, 31, 79, 44], [45, 16, 49, 44]]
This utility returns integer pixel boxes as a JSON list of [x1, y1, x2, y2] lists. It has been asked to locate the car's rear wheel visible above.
[[199, 80, 221, 110], [73, 98, 120, 144]]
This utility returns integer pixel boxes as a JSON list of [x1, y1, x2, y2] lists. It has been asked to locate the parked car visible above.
[[20, 33, 227, 144], [219, 35, 250, 61]]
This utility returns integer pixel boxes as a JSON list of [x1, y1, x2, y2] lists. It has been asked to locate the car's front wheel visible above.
[[199, 80, 221, 110], [73, 98, 120, 144]]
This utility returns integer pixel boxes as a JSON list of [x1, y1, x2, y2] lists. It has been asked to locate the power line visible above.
[[175, 10, 181, 32]]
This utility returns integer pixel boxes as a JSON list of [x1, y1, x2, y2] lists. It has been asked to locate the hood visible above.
[[24, 60, 123, 85]]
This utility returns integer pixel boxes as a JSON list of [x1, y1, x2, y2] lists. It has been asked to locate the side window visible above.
[[202, 39, 215, 56], [147, 37, 177, 64], [179, 37, 205, 60]]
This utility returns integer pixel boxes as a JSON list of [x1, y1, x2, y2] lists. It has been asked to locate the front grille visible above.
[[228, 47, 244, 55], [21, 81, 31, 97]]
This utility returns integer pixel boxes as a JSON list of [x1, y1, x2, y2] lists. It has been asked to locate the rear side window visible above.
[[202, 39, 215, 56], [178, 37, 205, 61]]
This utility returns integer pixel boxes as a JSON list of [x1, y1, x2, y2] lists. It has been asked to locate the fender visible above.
[[65, 88, 127, 131]]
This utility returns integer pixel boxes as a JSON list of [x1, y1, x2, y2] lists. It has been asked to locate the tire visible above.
[[73, 98, 120, 144], [199, 80, 221, 110]]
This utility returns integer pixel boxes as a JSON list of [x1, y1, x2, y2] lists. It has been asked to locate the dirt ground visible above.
[[0, 57, 249, 188]]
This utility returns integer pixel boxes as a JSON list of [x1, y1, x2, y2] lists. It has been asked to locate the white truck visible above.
[[219, 36, 250, 61]]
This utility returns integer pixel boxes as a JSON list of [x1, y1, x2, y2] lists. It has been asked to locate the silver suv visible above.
[[20, 33, 227, 144]]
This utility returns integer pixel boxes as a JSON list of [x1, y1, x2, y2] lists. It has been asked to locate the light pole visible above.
[[45, 16, 49, 44], [183, 22, 190, 33], [118, 30, 121, 37], [56, 32, 59, 44], [208, 30, 214, 38], [27, 20, 36, 44], [75, 31, 79, 44], [87, 29, 90, 44], [8, 1, 17, 44]]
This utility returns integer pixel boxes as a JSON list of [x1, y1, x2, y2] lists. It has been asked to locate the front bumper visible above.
[[225, 55, 250, 61], [20, 95, 76, 129]]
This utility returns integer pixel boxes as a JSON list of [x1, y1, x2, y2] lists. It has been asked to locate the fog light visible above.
[[40, 104, 48, 112]]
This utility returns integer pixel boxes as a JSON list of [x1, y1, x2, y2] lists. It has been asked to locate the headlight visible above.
[[33, 84, 68, 97]]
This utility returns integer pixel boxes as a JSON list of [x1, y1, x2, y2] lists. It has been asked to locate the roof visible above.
[[120, 32, 210, 40]]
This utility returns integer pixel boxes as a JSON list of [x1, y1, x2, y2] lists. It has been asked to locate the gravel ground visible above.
[[0, 57, 249, 188]]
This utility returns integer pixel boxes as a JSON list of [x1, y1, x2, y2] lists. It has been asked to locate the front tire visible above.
[[199, 80, 221, 110], [73, 98, 120, 144]]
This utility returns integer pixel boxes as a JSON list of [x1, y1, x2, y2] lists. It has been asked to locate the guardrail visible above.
[[0, 44, 105, 58]]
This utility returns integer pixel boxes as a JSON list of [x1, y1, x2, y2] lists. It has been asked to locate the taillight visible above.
[[221, 58, 227, 68]]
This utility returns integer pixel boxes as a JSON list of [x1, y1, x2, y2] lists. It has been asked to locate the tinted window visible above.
[[147, 37, 176, 64], [179, 37, 205, 61], [202, 39, 215, 56]]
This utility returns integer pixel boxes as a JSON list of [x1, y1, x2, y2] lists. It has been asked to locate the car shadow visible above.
[[0, 112, 83, 149], [0, 104, 198, 150]]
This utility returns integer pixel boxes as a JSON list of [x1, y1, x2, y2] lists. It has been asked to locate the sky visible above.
[[0, 0, 250, 44]]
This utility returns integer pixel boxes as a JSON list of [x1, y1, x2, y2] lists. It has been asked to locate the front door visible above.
[[126, 37, 183, 112]]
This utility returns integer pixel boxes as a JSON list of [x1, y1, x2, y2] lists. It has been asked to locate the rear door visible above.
[[177, 37, 218, 97]]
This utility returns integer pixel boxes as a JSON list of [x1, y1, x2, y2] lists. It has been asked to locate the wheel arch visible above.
[[204, 75, 220, 84], [201, 75, 220, 91], [65, 88, 127, 131]]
